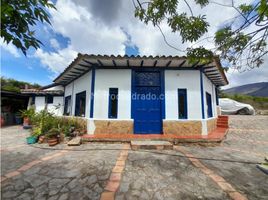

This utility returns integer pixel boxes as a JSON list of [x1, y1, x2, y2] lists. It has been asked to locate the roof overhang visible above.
[[20, 89, 64, 96], [54, 54, 228, 86]]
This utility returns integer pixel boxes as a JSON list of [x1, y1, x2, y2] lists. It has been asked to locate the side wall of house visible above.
[[32, 96, 63, 116], [64, 71, 92, 117], [203, 74, 217, 118], [94, 69, 132, 119], [47, 96, 64, 116], [165, 70, 202, 120]]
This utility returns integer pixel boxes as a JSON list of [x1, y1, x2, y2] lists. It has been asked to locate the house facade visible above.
[[21, 84, 64, 116], [49, 54, 228, 136]]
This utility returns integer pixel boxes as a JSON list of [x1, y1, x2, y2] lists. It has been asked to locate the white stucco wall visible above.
[[93, 69, 131, 119], [33, 96, 63, 116], [203, 73, 217, 118], [35, 97, 45, 112], [165, 70, 202, 120], [44, 85, 64, 91], [64, 71, 91, 117], [47, 96, 64, 116]]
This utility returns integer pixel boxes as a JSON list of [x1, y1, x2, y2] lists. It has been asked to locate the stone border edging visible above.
[[174, 146, 248, 200], [100, 144, 130, 200], [0, 147, 73, 183]]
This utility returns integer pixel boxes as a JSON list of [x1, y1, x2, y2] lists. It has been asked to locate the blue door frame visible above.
[[131, 69, 165, 134]]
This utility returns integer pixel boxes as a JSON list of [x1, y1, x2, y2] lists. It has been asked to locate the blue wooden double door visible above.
[[132, 70, 164, 134]]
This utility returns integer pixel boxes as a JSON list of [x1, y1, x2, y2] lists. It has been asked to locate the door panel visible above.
[[133, 71, 163, 134]]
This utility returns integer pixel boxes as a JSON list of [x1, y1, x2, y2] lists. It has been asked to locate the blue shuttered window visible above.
[[178, 89, 188, 119], [108, 88, 118, 119]]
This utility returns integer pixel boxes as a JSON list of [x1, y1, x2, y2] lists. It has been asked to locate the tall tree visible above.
[[133, 0, 268, 71], [1, 0, 55, 55]]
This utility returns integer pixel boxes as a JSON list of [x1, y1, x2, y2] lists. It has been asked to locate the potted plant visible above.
[[46, 128, 60, 146], [20, 108, 35, 128]]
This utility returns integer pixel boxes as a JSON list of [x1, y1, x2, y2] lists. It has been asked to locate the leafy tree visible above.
[[133, 0, 268, 71], [1, 76, 41, 92], [1, 0, 55, 55]]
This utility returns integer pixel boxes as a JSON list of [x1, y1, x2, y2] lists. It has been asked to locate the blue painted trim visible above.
[[178, 89, 188, 119], [161, 70, 165, 119], [215, 86, 219, 106], [200, 69, 205, 119], [108, 88, 118, 119], [90, 68, 95, 118]]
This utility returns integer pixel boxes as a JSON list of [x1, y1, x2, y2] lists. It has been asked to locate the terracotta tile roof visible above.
[[53, 54, 228, 86], [20, 89, 63, 95]]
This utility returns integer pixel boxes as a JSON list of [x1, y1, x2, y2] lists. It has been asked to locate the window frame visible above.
[[64, 95, 71, 116], [108, 88, 118, 119], [178, 89, 188, 119], [75, 91, 86, 117], [206, 92, 213, 118]]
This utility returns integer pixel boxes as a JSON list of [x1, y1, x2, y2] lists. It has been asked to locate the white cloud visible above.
[[0, 38, 21, 58], [34, 47, 77, 73], [34, 0, 126, 74], [32, 0, 267, 88], [50, 38, 60, 50], [223, 55, 268, 89]]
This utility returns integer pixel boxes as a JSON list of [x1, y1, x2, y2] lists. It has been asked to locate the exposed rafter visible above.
[[97, 59, 103, 66], [153, 60, 158, 67], [112, 59, 117, 67], [166, 60, 172, 67], [178, 60, 186, 67]]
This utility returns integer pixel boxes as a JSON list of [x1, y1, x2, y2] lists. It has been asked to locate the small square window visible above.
[[46, 96, 53, 104]]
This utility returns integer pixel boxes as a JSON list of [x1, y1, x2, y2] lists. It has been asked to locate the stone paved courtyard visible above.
[[1, 115, 268, 200]]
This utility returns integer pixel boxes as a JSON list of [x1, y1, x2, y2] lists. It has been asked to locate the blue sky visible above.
[[1, 23, 139, 86], [1, 0, 267, 88]]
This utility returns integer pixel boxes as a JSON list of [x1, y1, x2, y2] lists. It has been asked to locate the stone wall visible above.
[[94, 120, 133, 134], [163, 120, 202, 135], [207, 118, 217, 133]]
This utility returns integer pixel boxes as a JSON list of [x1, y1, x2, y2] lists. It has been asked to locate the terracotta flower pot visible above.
[[47, 137, 58, 146], [38, 136, 46, 144], [23, 117, 30, 126]]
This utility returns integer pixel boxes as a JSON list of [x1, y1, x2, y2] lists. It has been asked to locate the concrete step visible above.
[[131, 140, 173, 150], [67, 137, 81, 146]]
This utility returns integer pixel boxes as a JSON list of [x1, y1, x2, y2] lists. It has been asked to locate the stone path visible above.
[[1, 115, 268, 200]]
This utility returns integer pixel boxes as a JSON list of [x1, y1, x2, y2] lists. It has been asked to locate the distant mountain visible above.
[[224, 82, 268, 97]]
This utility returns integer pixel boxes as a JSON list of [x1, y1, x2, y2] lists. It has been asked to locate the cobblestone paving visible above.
[[116, 150, 229, 200], [181, 115, 268, 200], [1, 115, 268, 200], [1, 127, 122, 200]]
